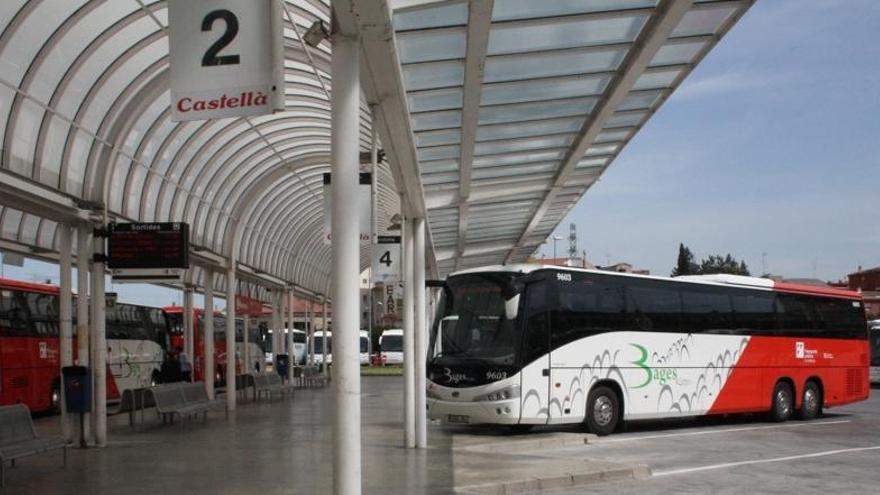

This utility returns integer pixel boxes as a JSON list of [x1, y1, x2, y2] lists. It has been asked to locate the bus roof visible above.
[[448, 265, 862, 300], [0, 277, 59, 294]]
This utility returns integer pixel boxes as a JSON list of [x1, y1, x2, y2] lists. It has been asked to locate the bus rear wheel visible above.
[[586, 385, 620, 436], [770, 381, 794, 422], [798, 381, 822, 420]]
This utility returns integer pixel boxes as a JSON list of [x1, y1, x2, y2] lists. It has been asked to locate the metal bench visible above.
[[147, 383, 208, 424], [236, 374, 256, 402], [0, 404, 67, 487], [267, 373, 295, 396], [253, 374, 285, 402], [179, 382, 225, 418], [116, 387, 154, 426], [302, 365, 328, 388]]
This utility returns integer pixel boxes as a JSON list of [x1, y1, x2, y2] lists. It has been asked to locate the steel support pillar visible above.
[[75, 225, 91, 446], [308, 302, 315, 365], [204, 270, 215, 400], [322, 295, 329, 379], [402, 217, 415, 448], [59, 225, 74, 442], [90, 232, 107, 447], [273, 291, 282, 369], [331, 32, 361, 495], [225, 265, 236, 412], [243, 315, 251, 373], [287, 288, 295, 381], [413, 218, 427, 448], [183, 286, 194, 380]]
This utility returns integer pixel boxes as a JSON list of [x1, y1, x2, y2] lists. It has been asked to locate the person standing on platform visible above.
[[177, 346, 192, 382]]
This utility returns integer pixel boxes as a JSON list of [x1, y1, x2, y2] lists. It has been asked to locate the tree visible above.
[[671, 243, 699, 276], [698, 254, 751, 276]]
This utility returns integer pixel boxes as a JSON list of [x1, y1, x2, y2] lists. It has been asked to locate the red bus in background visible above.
[[164, 307, 253, 386], [0, 278, 168, 413]]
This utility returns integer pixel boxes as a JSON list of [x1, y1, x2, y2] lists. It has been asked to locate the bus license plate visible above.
[[448, 414, 470, 424]]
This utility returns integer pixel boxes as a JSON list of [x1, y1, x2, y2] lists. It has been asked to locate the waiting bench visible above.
[[0, 404, 67, 487], [116, 387, 155, 426], [302, 365, 328, 388], [146, 382, 221, 425], [253, 374, 294, 402]]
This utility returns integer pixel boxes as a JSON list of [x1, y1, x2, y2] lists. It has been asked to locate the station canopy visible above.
[[0, 0, 752, 296]]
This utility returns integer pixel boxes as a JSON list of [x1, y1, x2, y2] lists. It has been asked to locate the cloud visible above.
[[672, 71, 790, 102]]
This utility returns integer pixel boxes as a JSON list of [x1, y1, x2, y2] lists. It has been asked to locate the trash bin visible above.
[[62, 366, 91, 413], [276, 354, 289, 378]]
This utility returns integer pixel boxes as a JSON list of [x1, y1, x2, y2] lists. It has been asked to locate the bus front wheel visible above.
[[586, 385, 620, 436]]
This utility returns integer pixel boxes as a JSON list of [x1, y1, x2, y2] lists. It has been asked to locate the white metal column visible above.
[[75, 225, 91, 446], [225, 265, 237, 412], [308, 302, 314, 365], [331, 32, 361, 495], [322, 295, 329, 379], [90, 232, 107, 447], [243, 315, 251, 373], [273, 291, 282, 369], [402, 217, 415, 448], [183, 286, 194, 380], [287, 288, 295, 381], [59, 225, 74, 442], [413, 218, 427, 448], [204, 269, 215, 400]]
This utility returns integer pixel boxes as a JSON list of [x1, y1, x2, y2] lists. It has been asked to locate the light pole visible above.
[[552, 235, 563, 262]]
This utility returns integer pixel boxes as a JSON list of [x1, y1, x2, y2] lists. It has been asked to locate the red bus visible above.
[[0, 278, 168, 413], [164, 307, 252, 386], [426, 267, 870, 434]]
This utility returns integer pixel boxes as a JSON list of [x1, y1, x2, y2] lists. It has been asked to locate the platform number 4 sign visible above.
[[373, 236, 401, 283], [167, 0, 284, 122]]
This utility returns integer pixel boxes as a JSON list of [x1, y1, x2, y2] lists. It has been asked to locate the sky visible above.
[[3, 0, 879, 307], [538, 0, 880, 281]]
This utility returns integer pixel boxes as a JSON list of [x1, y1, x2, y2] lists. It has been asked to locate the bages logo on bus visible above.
[[630, 343, 679, 388]]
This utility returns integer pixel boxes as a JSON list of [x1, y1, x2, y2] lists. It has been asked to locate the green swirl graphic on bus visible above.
[[630, 343, 678, 388]]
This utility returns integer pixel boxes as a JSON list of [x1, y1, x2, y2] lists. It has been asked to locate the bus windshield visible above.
[[381, 335, 402, 352], [360, 337, 369, 353], [429, 273, 518, 367]]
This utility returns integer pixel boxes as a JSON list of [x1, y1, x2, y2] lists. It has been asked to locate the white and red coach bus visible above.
[[0, 278, 167, 413], [426, 266, 869, 435]]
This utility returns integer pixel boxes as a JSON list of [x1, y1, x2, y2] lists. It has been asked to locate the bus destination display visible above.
[[108, 223, 189, 269]]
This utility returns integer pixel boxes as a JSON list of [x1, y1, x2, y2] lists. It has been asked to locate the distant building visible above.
[[848, 266, 880, 292], [847, 266, 880, 317], [530, 257, 594, 268], [597, 262, 651, 276]]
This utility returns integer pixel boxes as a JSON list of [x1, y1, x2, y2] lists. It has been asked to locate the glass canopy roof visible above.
[[389, 0, 753, 276], [0, 0, 400, 297], [0, 0, 753, 295]]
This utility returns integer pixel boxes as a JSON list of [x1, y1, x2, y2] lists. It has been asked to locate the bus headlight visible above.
[[476, 386, 519, 402]]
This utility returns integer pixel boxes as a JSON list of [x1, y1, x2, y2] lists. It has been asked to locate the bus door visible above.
[[518, 280, 551, 424]]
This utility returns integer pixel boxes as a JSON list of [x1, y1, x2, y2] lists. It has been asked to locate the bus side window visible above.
[[731, 291, 777, 336], [0, 289, 30, 336], [521, 282, 550, 366], [777, 294, 819, 337], [26, 292, 59, 337], [627, 280, 681, 333], [552, 275, 627, 348]]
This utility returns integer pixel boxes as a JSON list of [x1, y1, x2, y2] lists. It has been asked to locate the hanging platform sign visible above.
[[372, 235, 401, 283], [168, 0, 284, 121], [108, 223, 189, 283], [322, 173, 372, 245]]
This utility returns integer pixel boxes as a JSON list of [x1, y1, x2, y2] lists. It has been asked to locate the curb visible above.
[[455, 464, 652, 494]]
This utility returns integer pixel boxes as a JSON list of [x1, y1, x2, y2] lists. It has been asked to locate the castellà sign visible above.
[[168, 0, 284, 121]]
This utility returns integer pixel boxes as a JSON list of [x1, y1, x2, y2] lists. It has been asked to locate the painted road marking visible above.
[[598, 419, 851, 444], [653, 445, 880, 476]]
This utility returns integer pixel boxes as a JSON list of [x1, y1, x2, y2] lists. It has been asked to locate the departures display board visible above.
[[107, 223, 190, 269]]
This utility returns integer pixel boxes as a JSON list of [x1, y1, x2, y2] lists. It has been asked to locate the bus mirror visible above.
[[505, 294, 520, 321]]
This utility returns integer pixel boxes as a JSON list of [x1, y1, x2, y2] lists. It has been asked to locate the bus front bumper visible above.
[[427, 398, 521, 425]]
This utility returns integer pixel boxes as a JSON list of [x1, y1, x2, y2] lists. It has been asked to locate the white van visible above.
[[313, 330, 331, 364], [360, 330, 372, 365], [379, 329, 403, 365]]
